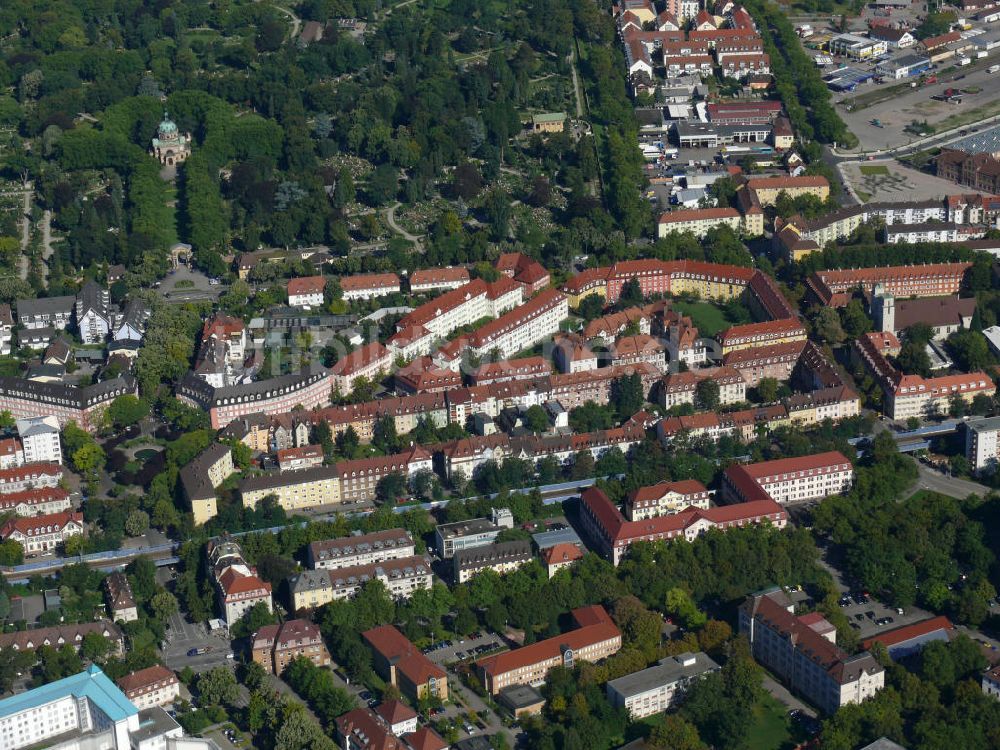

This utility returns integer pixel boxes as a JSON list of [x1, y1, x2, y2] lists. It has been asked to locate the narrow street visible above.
[[17, 183, 32, 280]]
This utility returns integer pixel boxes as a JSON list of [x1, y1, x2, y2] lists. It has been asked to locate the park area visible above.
[[672, 300, 735, 338]]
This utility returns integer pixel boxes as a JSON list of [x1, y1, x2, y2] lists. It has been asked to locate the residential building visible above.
[[542, 543, 583, 578], [530, 113, 566, 134], [75, 280, 114, 344], [309, 528, 416, 570], [17, 296, 75, 330], [659, 367, 747, 408], [0, 304, 12, 355], [0, 437, 22, 469], [497, 252, 551, 295], [240, 465, 341, 512], [177, 363, 333, 429], [884, 221, 984, 244], [966, 416, 1000, 472], [331, 342, 394, 395], [276, 444, 324, 472], [807, 263, 971, 307], [869, 26, 917, 48], [453, 540, 534, 583], [375, 700, 419, 736], [16, 416, 62, 465], [179, 443, 234, 525], [470, 357, 550, 385], [983, 663, 1000, 699], [476, 605, 622, 694], [723, 451, 854, 505], [579, 486, 787, 565], [290, 556, 433, 610], [740, 588, 885, 714], [208, 539, 272, 626], [657, 207, 743, 238], [0, 462, 63, 494], [723, 340, 806, 387], [397, 278, 522, 341], [624, 479, 710, 520], [340, 273, 401, 301], [606, 652, 720, 718], [553, 333, 598, 373], [113, 298, 149, 342], [287, 276, 326, 309], [409, 267, 470, 293], [0, 487, 72, 516], [0, 375, 136, 432], [862, 616, 955, 660], [609, 334, 667, 371], [436, 289, 568, 368], [0, 510, 84, 553], [116, 665, 181, 710], [104, 572, 139, 623], [363, 625, 449, 702], [251, 618, 331, 674], [718, 317, 806, 355], [336, 446, 433, 504], [0, 620, 124, 655], [435, 508, 515, 557]]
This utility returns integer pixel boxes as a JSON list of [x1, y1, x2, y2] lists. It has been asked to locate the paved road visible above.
[[17, 183, 32, 280], [271, 4, 301, 40], [446, 669, 518, 747], [912, 460, 989, 499], [384, 202, 423, 247], [162, 607, 233, 673], [39, 209, 54, 286], [569, 48, 584, 119]]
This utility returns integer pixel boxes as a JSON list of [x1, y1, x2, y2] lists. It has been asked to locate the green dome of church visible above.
[[158, 113, 178, 137]]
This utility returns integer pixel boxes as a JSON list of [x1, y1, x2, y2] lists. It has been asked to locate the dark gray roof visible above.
[[179, 443, 232, 501], [606, 652, 720, 698], [0, 374, 135, 409], [453, 540, 533, 572], [239, 465, 340, 494], [177, 363, 330, 409], [17, 296, 75, 319]]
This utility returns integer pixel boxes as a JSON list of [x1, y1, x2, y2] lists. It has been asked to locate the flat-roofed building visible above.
[[966, 416, 1000, 473], [435, 508, 514, 557], [606, 652, 720, 718]]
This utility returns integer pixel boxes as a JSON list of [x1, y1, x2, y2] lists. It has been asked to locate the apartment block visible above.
[[287, 276, 326, 309], [0, 510, 84, 553], [336, 446, 433, 504], [0, 375, 135, 432], [331, 342, 394, 395], [718, 318, 807, 355], [396, 277, 523, 340], [409, 267, 470, 293], [657, 207, 743, 238], [15, 416, 62, 465], [476, 606, 622, 694], [240, 465, 341, 512], [452, 540, 534, 583], [179, 443, 234, 526], [966, 416, 1000, 473], [0, 487, 71, 517], [208, 539, 273, 626], [104, 572, 139, 623], [290, 555, 433, 611], [723, 451, 854, 505], [807, 263, 971, 307], [276, 444, 324, 472], [115, 665, 180, 710], [740, 589, 884, 714], [309, 528, 416, 570], [251, 618, 331, 674], [340, 272, 401, 301]]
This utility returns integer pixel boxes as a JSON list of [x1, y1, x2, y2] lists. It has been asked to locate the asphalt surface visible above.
[[161, 607, 233, 673], [912, 460, 990, 499]]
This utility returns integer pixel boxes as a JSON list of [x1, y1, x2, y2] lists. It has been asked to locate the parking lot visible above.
[[161, 608, 234, 673], [834, 590, 918, 640], [423, 631, 508, 666]]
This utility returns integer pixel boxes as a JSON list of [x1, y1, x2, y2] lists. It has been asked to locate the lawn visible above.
[[859, 165, 889, 176], [745, 693, 802, 750], [673, 300, 729, 337]]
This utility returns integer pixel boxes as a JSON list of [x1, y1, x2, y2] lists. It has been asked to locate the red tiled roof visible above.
[[0, 511, 83, 539], [277, 444, 323, 463], [0, 487, 69, 512], [403, 727, 448, 750], [362, 625, 447, 686], [116, 665, 177, 695], [466, 289, 566, 348], [218, 568, 271, 599], [339, 273, 400, 292], [335, 708, 403, 750], [746, 175, 829, 191], [542, 543, 583, 566], [375, 699, 418, 725], [287, 275, 326, 296], [335, 445, 430, 477], [329, 342, 391, 377], [658, 207, 741, 223], [0, 462, 62, 485], [739, 451, 851, 479], [628, 479, 708, 504], [719, 318, 805, 345], [862, 616, 954, 650], [410, 267, 470, 286], [476, 606, 620, 677]]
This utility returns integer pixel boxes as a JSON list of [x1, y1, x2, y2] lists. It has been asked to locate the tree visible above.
[[150, 591, 178, 622], [948, 330, 993, 372], [108, 395, 149, 428], [841, 299, 872, 338], [665, 587, 707, 630], [231, 601, 277, 639], [756, 377, 779, 403], [366, 164, 398, 206], [571, 450, 595, 480], [0, 540, 23, 565], [522, 405, 549, 433], [648, 715, 706, 750], [610, 373, 644, 419], [618, 278, 643, 308], [375, 472, 408, 505], [197, 666, 239, 706], [80, 633, 115, 662], [124, 510, 149, 537], [814, 306, 846, 345], [452, 163, 483, 200], [897, 341, 931, 377], [695, 379, 720, 410]]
